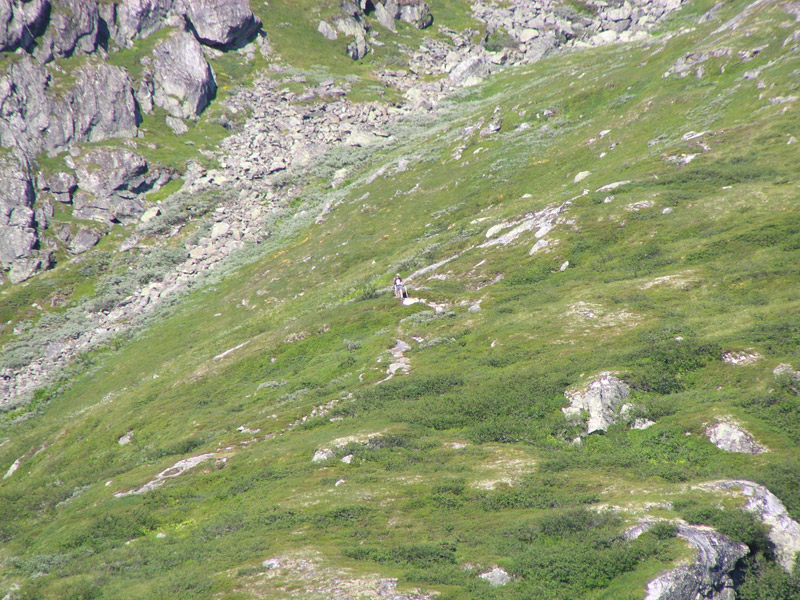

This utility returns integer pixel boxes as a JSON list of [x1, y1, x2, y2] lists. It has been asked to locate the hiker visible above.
[[394, 274, 407, 299]]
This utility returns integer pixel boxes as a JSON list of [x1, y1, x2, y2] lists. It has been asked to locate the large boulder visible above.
[[0, 0, 50, 52], [151, 31, 216, 119], [0, 154, 39, 278], [184, 0, 260, 49], [705, 417, 767, 454], [99, 0, 176, 47], [374, 2, 396, 31], [0, 56, 138, 157], [67, 227, 102, 254], [627, 521, 747, 600], [562, 373, 630, 434], [34, 0, 99, 62], [73, 147, 166, 223]]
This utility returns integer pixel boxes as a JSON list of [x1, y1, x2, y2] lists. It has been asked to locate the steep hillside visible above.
[[1, 1, 800, 599]]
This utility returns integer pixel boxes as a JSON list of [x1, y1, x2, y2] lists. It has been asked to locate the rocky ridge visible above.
[[625, 520, 747, 600]]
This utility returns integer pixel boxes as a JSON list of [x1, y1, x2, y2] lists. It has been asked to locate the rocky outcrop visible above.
[[396, 0, 432, 29], [317, 19, 337, 40], [627, 521, 747, 600], [562, 373, 630, 434], [99, 0, 177, 47], [706, 418, 767, 454], [0, 56, 138, 158], [184, 0, 261, 49], [34, 0, 99, 62], [67, 227, 101, 254], [73, 147, 170, 223], [478, 567, 510, 586], [334, 14, 369, 60], [471, 0, 689, 66], [0, 0, 50, 52], [448, 55, 490, 87], [150, 31, 216, 119], [697, 480, 800, 573], [0, 154, 38, 280], [38, 171, 77, 204], [320, 0, 431, 57]]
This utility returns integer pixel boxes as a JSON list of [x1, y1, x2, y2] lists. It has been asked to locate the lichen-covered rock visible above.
[[627, 521, 747, 600], [697, 480, 800, 572], [0, 0, 50, 52], [34, 0, 100, 62], [562, 373, 630, 434], [184, 0, 261, 49], [66, 62, 140, 145], [706, 418, 767, 454], [151, 31, 217, 119]]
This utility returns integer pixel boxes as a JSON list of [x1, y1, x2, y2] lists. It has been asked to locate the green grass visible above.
[[2, 0, 800, 598]]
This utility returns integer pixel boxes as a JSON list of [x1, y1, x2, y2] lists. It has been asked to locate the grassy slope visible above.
[[2, 0, 800, 598]]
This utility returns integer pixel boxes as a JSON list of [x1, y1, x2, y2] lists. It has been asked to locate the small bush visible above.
[[649, 522, 678, 540]]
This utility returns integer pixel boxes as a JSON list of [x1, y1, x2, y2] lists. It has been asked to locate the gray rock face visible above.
[[99, 0, 176, 47], [0, 56, 138, 158], [67, 61, 140, 144], [184, 0, 261, 49], [0, 0, 50, 52], [706, 418, 767, 454], [562, 373, 630, 434], [627, 521, 747, 600], [0, 154, 37, 272], [151, 31, 216, 119], [697, 480, 800, 572], [34, 0, 99, 62]]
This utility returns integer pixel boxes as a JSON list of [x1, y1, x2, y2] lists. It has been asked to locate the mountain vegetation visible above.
[[1, 0, 799, 598]]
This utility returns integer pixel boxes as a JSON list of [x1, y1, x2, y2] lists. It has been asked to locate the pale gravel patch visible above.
[[564, 301, 638, 330], [236, 551, 435, 599]]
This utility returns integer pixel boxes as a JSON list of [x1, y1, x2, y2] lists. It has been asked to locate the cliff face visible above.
[[0, 0, 260, 282]]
